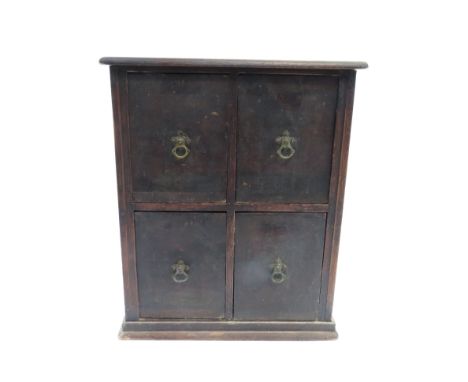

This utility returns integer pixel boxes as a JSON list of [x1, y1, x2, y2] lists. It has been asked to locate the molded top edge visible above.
[[99, 57, 368, 70]]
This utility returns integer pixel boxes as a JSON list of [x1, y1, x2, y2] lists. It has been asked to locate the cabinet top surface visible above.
[[99, 57, 368, 70]]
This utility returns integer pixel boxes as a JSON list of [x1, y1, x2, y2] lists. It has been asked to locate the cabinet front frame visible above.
[[109, 65, 355, 323]]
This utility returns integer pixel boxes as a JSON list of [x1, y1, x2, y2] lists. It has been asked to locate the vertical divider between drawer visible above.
[[225, 72, 238, 320]]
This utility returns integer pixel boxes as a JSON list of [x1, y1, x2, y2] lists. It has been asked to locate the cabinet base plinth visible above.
[[119, 319, 338, 341]]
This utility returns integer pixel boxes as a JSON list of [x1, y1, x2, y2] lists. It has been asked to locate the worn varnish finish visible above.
[[102, 57, 366, 340]]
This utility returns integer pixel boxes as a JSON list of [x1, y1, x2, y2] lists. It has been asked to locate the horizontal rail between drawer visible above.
[[129, 202, 328, 213]]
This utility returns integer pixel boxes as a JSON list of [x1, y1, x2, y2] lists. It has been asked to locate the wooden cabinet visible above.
[[101, 57, 367, 340]]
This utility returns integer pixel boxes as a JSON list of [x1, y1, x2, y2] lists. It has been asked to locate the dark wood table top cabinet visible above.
[[101, 57, 367, 340]]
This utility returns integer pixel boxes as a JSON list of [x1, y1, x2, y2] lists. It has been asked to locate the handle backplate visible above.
[[171, 131, 191, 160], [271, 257, 287, 284], [275, 130, 296, 160], [172, 260, 190, 283]]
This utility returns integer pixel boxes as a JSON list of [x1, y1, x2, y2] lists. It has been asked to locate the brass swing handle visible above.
[[271, 258, 287, 284], [171, 131, 191, 160], [275, 130, 296, 160], [172, 260, 190, 283]]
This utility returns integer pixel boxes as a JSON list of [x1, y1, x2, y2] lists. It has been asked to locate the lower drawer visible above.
[[135, 212, 226, 319], [234, 213, 326, 320]]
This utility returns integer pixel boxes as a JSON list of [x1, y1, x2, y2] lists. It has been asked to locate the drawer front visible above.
[[128, 73, 231, 202], [236, 74, 338, 203], [135, 212, 226, 319], [234, 213, 326, 320]]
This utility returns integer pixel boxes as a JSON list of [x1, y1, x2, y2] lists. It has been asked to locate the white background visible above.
[[1, 0, 467, 380]]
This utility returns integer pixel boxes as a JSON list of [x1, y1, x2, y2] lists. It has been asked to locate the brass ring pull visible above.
[[172, 260, 190, 283], [275, 130, 296, 160], [171, 131, 191, 160], [271, 258, 287, 284]]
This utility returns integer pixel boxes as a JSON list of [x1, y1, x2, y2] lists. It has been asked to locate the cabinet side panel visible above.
[[110, 66, 139, 320], [319, 71, 356, 321]]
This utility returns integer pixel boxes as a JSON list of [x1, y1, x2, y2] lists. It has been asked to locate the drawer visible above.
[[236, 74, 338, 203], [234, 213, 326, 320], [135, 212, 226, 319], [127, 73, 231, 202]]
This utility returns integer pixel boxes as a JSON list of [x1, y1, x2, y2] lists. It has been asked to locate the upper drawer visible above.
[[127, 73, 231, 202], [236, 74, 338, 203]]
